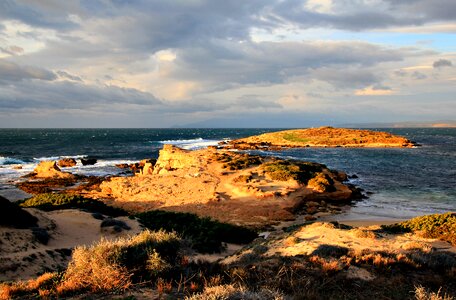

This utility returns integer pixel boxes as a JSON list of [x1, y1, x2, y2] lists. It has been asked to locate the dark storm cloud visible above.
[[433, 59, 453, 68], [0, 79, 163, 111]]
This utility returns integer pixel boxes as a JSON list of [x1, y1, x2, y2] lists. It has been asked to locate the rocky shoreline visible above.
[[17, 144, 365, 228], [0, 143, 455, 299]]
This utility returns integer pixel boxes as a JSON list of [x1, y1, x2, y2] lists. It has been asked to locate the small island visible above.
[[226, 127, 418, 150]]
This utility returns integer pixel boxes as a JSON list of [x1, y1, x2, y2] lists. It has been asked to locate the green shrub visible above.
[[216, 153, 262, 170], [382, 213, 456, 245], [261, 160, 323, 183], [20, 193, 127, 217], [135, 210, 257, 253], [283, 133, 310, 143]]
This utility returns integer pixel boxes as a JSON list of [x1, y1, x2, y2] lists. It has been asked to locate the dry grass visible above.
[[0, 230, 182, 299], [186, 284, 284, 300], [415, 285, 454, 300], [58, 230, 181, 295], [0, 272, 60, 300], [350, 228, 377, 239]]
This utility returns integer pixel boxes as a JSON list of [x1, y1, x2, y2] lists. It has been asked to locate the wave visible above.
[[159, 138, 225, 150], [0, 156, 27, 165], [33, 154, 87, 162]]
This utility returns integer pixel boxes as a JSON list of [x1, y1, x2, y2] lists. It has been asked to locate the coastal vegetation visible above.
[[19, 193, 127, 217], [261, 159, 324, 183], [135, 210, 257, 253], [1, 217, 455, 299], [0, 195, 38, 229], [214, 152, 263, 170], [382, 213, 456, 245]]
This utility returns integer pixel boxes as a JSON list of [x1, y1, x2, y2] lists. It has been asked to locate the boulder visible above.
[[0, 195, 38, 228], [58, 158, 77, 168], [33, 161, 75, 179], [81, 158, 97, 165]]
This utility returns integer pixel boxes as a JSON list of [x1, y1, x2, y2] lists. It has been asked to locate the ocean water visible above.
[[0, 128, 454, 219]]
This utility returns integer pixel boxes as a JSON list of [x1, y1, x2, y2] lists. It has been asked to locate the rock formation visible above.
[[226, 127, 418, 149], [58, 158, 77, 167], [32, 161, 75, 179], [81, 158, 97, 166], [152, 144, 201, 175], [92, 145, 361, 227]]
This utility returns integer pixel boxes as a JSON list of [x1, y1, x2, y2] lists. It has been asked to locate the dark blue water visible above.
[[0, 128, 454, 218]]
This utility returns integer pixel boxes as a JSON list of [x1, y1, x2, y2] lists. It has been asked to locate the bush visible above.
[[135, 210, 257, 253], [307, 172, 335, 192], [382, 213, 456, 245], [0, 195, 38, 229], [262, 160, 323, 183], [216, 153, 263, 170], [19, 193, 127, 217]]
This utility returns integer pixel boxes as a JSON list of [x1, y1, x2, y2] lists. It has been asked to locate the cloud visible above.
[[0, 45, 24, 55], [0, 78, 164, 112], [433, 59, 453, 68], [56, 70, 83, 82], [166, 40, 406, 92], [0, 0, 455, 127], [0, 59, 56, 82]]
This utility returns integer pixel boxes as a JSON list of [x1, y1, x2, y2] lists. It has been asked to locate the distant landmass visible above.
[[340, 120, 456, 128]]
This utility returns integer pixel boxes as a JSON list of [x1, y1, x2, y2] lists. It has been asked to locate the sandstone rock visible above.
[[33, 161, 75, 179], [138, 162, 154, 176], [58, 158, 77, 168], [153, 145, 200, 174]]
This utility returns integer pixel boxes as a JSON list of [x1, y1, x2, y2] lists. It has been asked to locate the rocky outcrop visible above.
[[226, 127, 418, 149], [153, 145, 201, 175], [32, 161, 75, 179], [92, 145, 363, 227], [81, 158, 97, 166], [138, 162, 154, 176], [58, 158, 77, 168]]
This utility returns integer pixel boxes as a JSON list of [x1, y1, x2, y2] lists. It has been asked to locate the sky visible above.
[[0, 0, 455, 128]]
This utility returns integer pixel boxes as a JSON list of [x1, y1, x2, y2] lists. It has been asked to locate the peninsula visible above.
[[226, 127, 418, 150]]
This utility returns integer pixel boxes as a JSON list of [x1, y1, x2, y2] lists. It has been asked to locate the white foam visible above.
[[33, 154, 87, 162], [0, 156, 27, 165], [159, 138, 226, 150]]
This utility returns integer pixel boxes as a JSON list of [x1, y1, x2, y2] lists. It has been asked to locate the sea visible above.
[[0, 128, 454, 220]]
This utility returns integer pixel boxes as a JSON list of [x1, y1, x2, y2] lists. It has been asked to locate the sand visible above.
[[0, 209, 143, 281]]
